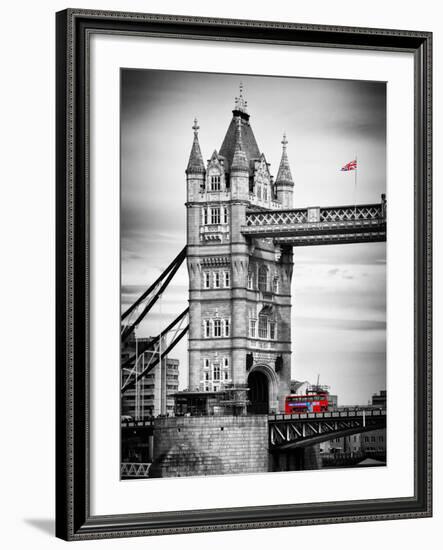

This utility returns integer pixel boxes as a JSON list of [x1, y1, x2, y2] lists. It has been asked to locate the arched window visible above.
[[258, 265, 268, 292], [249, 318, 256, 337], [213, 363, 221, 381], [258, 315, 268, 339], [247, 269, 254, 290], [210, 174, 221, 191], [203, 320, 211, 338], [224, 319, 230, 337], [269, 321, 276, 340], [213, 319, 222, 337], [210, 207, 221, 224], [272, 276, 279, 294]]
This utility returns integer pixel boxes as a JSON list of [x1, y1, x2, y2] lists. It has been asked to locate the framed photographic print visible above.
[[55, 9, 432, 541]]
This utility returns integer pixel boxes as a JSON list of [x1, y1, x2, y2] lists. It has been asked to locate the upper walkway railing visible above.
[[268, 407, 386, 422], [242, 197, 386, 246]]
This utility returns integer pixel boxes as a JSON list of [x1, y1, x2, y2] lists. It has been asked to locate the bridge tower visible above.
[[186, 85, 293, 413]]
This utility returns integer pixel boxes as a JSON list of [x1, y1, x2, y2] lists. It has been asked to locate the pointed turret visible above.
[[186, 118, 206, 204], [275, 133, 294, 209], [219, 83, 260, 175], [275, 132, 294, 186], [231, 117, 249, 173], [186, 118, 205, 175]]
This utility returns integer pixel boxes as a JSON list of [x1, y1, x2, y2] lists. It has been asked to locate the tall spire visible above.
[[234, 81, 248, 114], [232, 81, 250, 121], [275, 132, 294, 186], [186, 117, 205, 175], [230, 117, 249, 172]]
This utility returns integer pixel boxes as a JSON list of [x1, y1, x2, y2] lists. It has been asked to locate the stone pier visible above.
[[269, 446, 321, 472], [149, 415, 268, 478]]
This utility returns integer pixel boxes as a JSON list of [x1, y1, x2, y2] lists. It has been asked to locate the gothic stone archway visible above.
[[247, 364, 279, 414]]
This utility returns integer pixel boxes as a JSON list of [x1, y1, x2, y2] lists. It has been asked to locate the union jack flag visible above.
[[341, 159, 357, 171]]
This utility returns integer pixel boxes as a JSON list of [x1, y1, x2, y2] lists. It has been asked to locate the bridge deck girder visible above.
[[242, 218, 385, 238], [275, 230, 386, 247], [241, 201, 386, 246], [268, 409, 386, 451]]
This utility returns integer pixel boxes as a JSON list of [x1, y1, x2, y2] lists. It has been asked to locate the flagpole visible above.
[[354, 154, 357, 214]]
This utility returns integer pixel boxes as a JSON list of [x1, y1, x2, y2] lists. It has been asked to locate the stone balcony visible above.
[[198, 191, 231, 202], [200, 224, 230, 242]]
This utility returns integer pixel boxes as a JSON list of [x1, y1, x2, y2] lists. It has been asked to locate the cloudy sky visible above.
[[121, 69, 386, 406]]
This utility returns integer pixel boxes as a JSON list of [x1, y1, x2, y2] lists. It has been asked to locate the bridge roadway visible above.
[[122, 407, 386, 453], [268, 407, 386, 451]]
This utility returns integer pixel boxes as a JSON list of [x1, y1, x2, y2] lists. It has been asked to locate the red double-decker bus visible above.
[[285, 386, 330, 414]]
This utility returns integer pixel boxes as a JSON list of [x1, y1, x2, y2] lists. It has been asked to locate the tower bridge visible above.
[[184, 84, 386, 414]]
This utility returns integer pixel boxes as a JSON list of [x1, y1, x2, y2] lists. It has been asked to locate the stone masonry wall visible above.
[[149, 415, 269, 478]]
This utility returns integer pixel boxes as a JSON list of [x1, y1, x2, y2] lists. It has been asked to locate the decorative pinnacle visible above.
[[234, 81, 248, 114], [186, 116, 205, 175], [275, 131, 294, 187], [192, 117, 200, 135], [281, 132, 288, 149]]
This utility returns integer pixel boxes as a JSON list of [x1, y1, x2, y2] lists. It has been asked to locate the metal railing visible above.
[[269, 408, 386, 421], [320, 204, 383, 222], [244, 201, 385, 229], [245, 208, 308, 227], [121, 417, 155, 428], [121, 462, 151, 478]]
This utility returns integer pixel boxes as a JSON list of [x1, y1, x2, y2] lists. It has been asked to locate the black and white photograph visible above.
[[120, 69, 387, 479], [1, 0, 437, 546]]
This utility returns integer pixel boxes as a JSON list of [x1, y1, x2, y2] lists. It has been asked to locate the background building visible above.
[[320, 389, 386, 462], [290, 380, 311, 395], [121, 335, 179, 418], [372, 389, 387, 408], [360, 389, 386, 456]]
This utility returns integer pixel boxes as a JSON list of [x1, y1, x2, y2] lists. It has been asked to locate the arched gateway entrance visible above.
[[247, 365, 279, 414], [247, 370, 269, 414]]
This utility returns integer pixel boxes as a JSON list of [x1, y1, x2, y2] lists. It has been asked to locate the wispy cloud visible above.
[[294, 316, 386, 332]]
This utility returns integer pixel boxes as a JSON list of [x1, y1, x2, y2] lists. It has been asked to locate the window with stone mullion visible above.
[[213, 319, 222, 337], [258, 265, 268, 292], [211, 207, 221, 224], [258, 315, 268, 339]]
